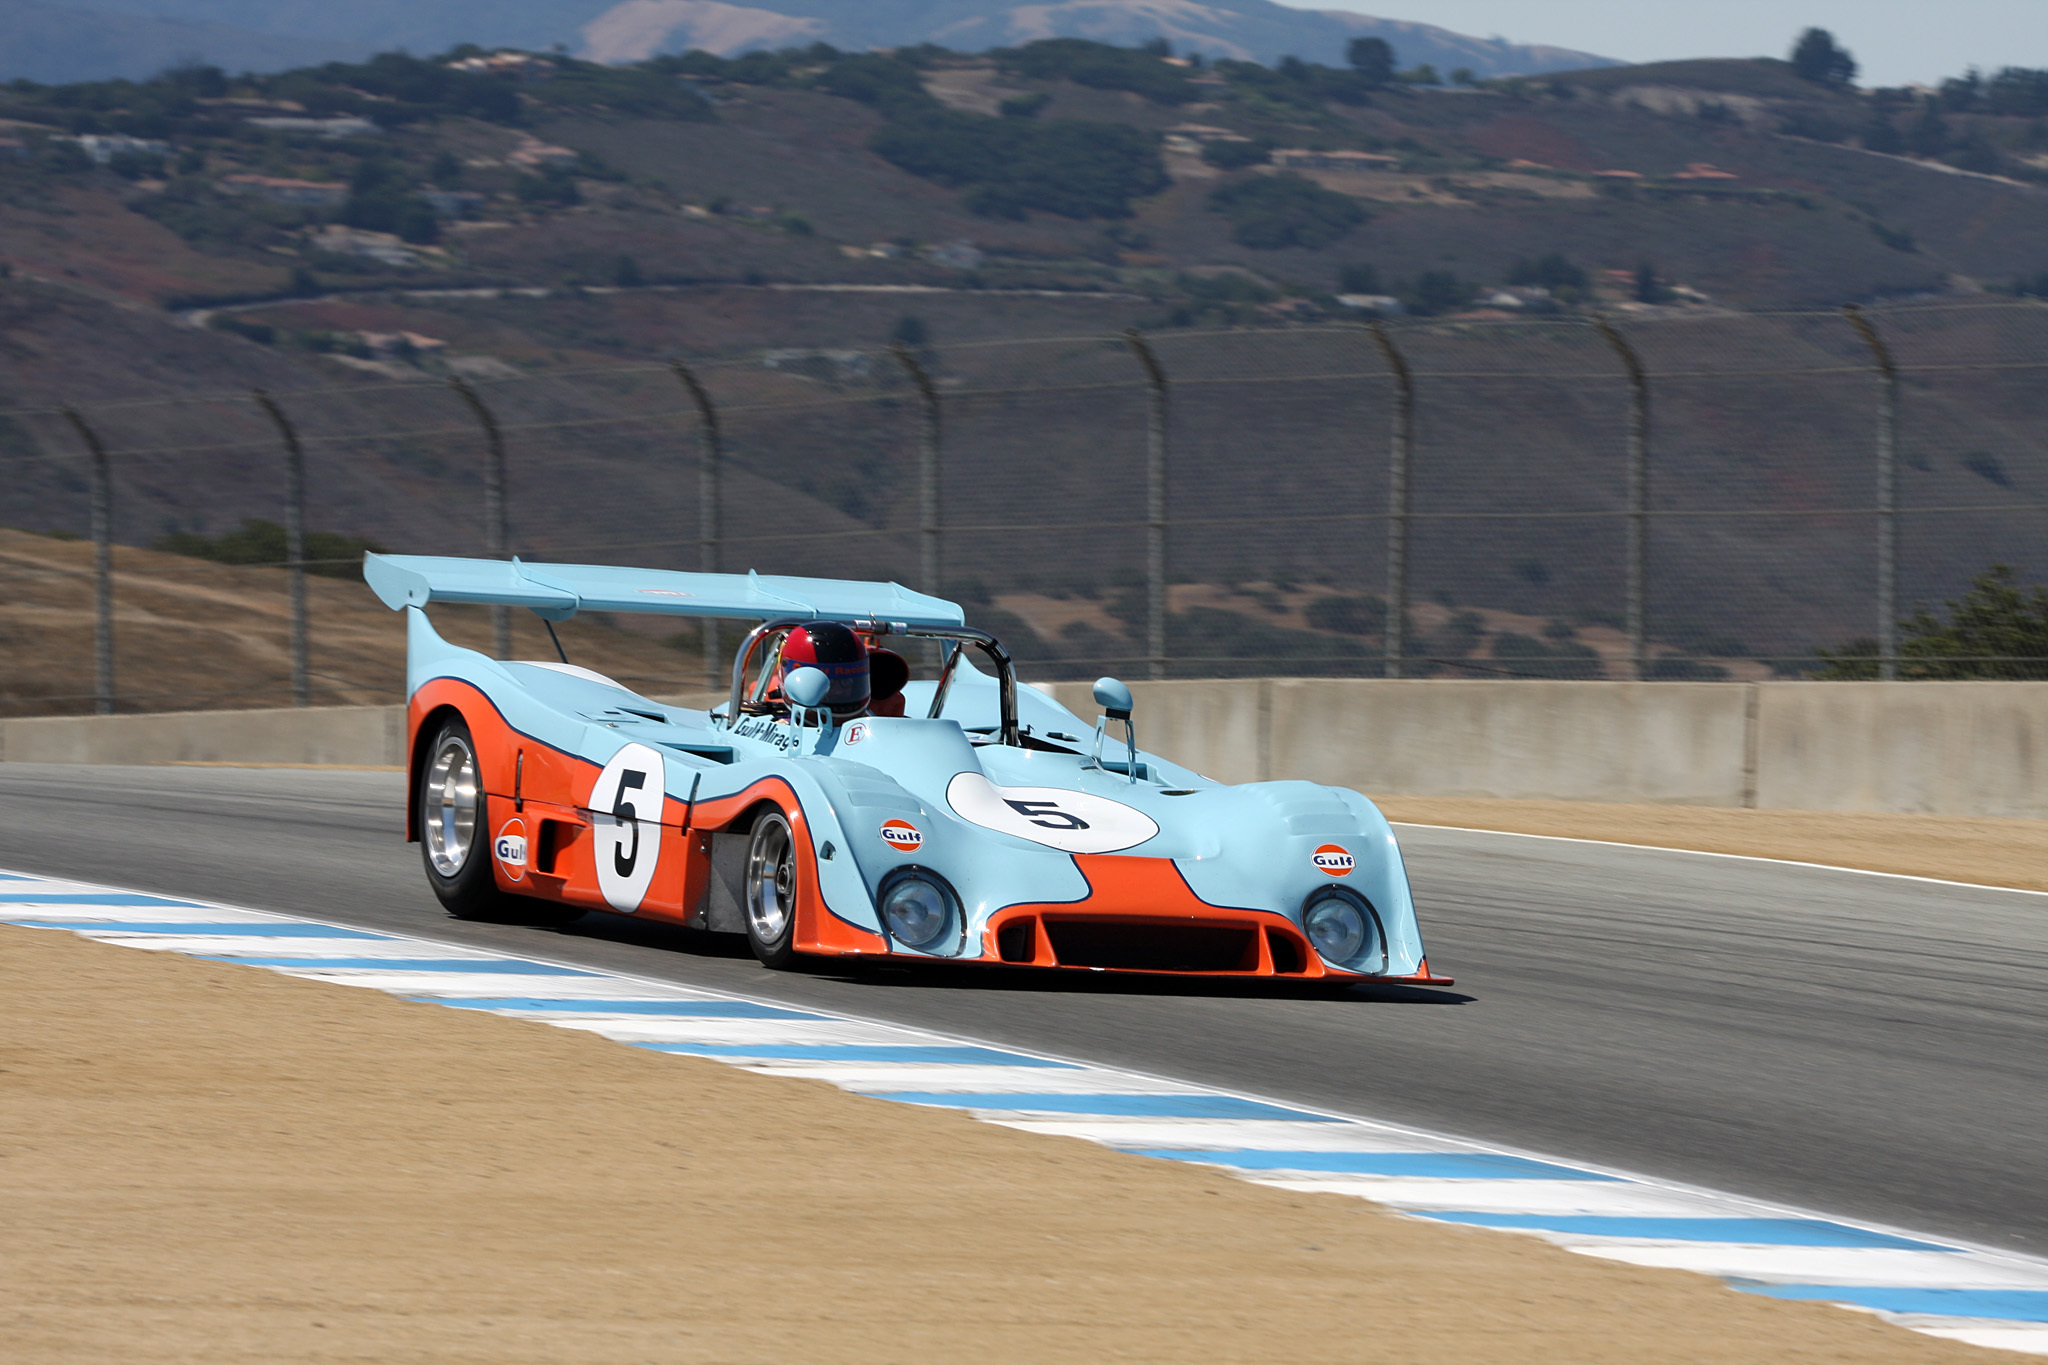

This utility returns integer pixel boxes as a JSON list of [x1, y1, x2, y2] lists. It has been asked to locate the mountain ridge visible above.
[[6, 0, 1615, 81]]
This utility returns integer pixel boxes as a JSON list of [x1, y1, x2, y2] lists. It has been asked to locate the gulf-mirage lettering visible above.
[[732, 715, 798, 751], [495, 833, 528, 866]]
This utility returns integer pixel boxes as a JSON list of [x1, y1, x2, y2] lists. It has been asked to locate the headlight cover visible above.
[[879, 869, 957, 952], [1302, 887, 1384, 972]]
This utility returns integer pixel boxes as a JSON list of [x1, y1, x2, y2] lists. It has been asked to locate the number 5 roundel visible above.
[[945, 773, 1157, 854], [590, 742, 665, 912]]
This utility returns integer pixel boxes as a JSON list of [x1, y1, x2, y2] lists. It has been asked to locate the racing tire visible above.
[[743, 810, 805, 969], [418, 715, 581, 927]]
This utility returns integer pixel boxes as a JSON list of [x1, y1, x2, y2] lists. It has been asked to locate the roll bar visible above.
[[723, 618, 1019, 747]]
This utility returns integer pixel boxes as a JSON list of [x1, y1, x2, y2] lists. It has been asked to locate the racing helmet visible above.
[[780, 622, 870, 719]]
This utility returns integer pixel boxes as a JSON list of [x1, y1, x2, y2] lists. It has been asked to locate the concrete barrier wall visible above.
[[0, 704, 408, 768], [1045, 679, 2047, 819], [8, 682, 2046, 819]]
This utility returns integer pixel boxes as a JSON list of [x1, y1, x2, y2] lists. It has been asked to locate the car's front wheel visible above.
[[744, 810, 803, 968], [419, 716, 580, 926]]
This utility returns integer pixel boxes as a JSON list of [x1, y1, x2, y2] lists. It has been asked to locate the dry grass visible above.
[[1376, 796, 2048, 894]]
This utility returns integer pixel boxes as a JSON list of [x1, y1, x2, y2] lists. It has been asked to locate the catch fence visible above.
[[4, 298, 2047, 714]]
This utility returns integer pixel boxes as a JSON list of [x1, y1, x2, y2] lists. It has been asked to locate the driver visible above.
[[779, 622, 870, 721]]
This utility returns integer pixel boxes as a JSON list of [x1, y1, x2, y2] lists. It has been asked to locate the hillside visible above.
[[0, 530, 725, 716], [0, 42, 2046, 695]]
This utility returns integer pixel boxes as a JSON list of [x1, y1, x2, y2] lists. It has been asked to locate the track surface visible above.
[[5, 764, 2044, 1255]]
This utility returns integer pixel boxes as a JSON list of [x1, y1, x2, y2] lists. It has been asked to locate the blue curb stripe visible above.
[[873, 1092, 1343, 1120], [420, 997, 826, 1018], [1125, 1149, 1620, 1180], [1423, 1213, 1948, 1250], [0, 893, 211, 907], [11, 920, 391, 938], [639, 1043, 1077, 1065], [197, 956, 601, 975], [1742, 1285, 2048, 1322]]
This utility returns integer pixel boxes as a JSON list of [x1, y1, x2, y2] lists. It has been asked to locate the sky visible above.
[[1301, 1, 2048, 87]]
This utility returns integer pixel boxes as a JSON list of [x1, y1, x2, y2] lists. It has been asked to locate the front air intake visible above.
[[1042, 919, 1258, 973]]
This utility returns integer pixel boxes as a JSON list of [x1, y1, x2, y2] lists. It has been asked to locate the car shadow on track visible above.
[[546, 912, 1472, 1005]]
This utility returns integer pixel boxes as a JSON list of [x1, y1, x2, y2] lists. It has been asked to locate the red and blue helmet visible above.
[[781, 622, 870, 719]]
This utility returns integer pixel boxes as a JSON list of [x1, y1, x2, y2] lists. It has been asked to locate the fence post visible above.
[[1368, 322, 1413, 679], [1123, 329, 1169, 681], [1592, 314, 1650, 682], [253, 390, 309, 707], [1843, 305, 1900, 681], [61, 407, 114, 715], [448, 377, 511, 659], [890, 343, 943, 601], [672, 361, 723, 688]]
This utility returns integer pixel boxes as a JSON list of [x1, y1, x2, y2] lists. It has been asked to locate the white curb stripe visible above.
[[6, 869, 2046, 1357]]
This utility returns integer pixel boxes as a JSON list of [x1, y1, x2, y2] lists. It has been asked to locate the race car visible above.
[[365, 553, 1450, 984]]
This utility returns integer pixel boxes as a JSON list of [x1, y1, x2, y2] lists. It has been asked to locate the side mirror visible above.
[[784, 667, 831, 711], [1092, 676, 1134, 720], [1087, 677, 1139, 782]]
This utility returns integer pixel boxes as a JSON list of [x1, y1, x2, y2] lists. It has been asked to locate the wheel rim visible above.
[[746, 815, 796, 943], [424, 735, 478, 877]]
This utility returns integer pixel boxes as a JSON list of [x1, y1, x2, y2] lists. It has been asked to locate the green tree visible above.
[[1790, 28, 1858, 89], [1347, 37, 1395, 86], [1815, 564, 2048, 678]]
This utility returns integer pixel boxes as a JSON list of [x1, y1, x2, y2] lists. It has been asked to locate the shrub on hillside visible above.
[[153, 518, 387, 579], [994, 39, 1198, 105], [1202, 137, 1273, 169], [873, 112, 1166, 219], [1814, 564, 2048, 678], [1207, 173, 1365, 249]]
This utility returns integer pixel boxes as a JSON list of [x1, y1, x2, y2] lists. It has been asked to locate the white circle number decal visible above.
[[945, 773, 1158, 854], [590, 742, 665, 913]]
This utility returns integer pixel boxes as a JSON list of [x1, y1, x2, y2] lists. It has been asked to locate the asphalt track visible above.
[[3, 764, 2043, 1256]]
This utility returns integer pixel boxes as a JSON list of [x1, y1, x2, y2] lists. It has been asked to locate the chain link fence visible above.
[[4, 298, 2046, 714]]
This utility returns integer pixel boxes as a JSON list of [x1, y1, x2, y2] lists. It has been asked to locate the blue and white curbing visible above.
[[7, 866, 2047, 1356]]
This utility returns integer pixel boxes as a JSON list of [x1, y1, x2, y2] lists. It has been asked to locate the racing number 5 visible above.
[[612, 770, 645, 876], [1004, 798, 1090, 831]]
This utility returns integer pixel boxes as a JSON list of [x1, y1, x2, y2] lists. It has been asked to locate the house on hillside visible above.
[[71, 134, 171, 164], [1271, 148, 1400, 171], [245, 117, 380, 138], [219, 174, 349, 207]]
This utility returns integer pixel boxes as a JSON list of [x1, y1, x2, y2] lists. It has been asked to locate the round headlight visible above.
[[1303, 890, 1372, 965], [880, 873, 953, 951]]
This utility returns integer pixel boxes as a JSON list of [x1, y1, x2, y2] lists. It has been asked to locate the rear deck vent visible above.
[[1043, 920, 1257, 973]]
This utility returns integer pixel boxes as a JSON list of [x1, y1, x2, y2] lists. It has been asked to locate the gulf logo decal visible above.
[[1312, 844, 1355, 877], [880, 819, 923, 852], [494, 818, 528, 882]]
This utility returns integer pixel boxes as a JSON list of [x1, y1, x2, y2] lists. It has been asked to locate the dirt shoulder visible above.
[[2, 924, 2017, 1363], [1371, 797, 2048, 894]]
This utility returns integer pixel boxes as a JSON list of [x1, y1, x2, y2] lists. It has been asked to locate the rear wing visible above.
[[363, 554, 965, 628]]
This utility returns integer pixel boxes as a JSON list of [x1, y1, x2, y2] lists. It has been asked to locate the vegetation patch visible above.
[[1207, 173, 1366, 249]]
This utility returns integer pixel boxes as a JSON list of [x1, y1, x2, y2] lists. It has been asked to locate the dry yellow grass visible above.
[[1374, 796, 2048, 894]]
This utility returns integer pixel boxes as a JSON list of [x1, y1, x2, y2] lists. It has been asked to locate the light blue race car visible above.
[[367, 554, 1449, 984]]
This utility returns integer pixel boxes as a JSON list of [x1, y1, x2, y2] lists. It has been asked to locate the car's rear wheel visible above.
[[744, 810, 803, 968], [419, 715, 580, 926]]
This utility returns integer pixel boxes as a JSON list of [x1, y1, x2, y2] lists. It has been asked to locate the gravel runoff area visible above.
[[1374, 798, 2048, 895], [3, 917, 2030, 1364]]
